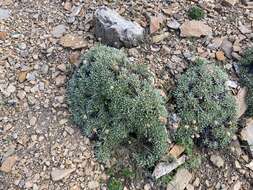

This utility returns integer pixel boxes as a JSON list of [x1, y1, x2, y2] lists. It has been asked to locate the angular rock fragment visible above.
[[169, 144, 185, 158], [222, 0, 238, 6], [167, 168, 192, 190], [180, 21, 212, 37], [59, 34, 87, 49], [221, 39, 233, 58], [152, 155, 187, 179], [94, 7, 144, 48], [152, 32, 169, 43], [51, 168, 75, 181], [0, 155, 18, 173]]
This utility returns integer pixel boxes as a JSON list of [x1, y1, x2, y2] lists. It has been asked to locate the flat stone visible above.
[[167, 168, 192, 190], [210, 155, 224, 168], [51, 24, 66, 38], [0, 8, 10, 20], [238, 23, 252, 34], [94, 6, 144, 48], [180, 21, 212, 37], [0, 155, 18, 173], [60, 34, 87, 49], [221, 39, 233, 59], [240, 118, 253, 156], [236, 87, 248, 119], [223, 0, 238, 6], [51, 168, 75, 181], [152, 155, 186, 179], [152, 32, 169, 43]]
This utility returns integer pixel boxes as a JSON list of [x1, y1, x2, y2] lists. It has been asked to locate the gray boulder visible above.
[[94, 7, 144, 48]]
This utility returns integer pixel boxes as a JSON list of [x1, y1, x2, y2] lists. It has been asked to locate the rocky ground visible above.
[[0, 0, 253, 189]]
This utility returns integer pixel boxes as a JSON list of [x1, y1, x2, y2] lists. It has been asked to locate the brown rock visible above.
[[180, 21, 212, 37], [18, 71, 27, 83], [69, 51, 81, 65], [215, 51, 225, 61], [221, 39, 233, 58], [59, 34, 88, 49], [64, 1, 72, 11], [0, 155, 18, 173], [236, 87, 248, 119], [169, 144, 185, 158], [0, 31, 7, 40], [149, 16, 164, 34]]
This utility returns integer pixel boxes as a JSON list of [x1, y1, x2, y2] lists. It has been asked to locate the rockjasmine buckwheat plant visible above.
[[174, 60, 237, 149], [239, 47, 253, 116], [67, 45, 168, 167]]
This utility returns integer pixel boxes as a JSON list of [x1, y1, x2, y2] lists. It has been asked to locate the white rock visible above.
[[152, 155, 187, 179], [226, 80, 238, 89], [94, 6, 144, 48], [167, 19, 180, 30], [51, 24, 66, 38], [0, 8, 10, 20]]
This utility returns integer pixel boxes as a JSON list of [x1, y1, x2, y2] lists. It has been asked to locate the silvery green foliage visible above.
[[174, 60, 237, 149], [240, 48, 253, 116], [67, 45, 168, 167]]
